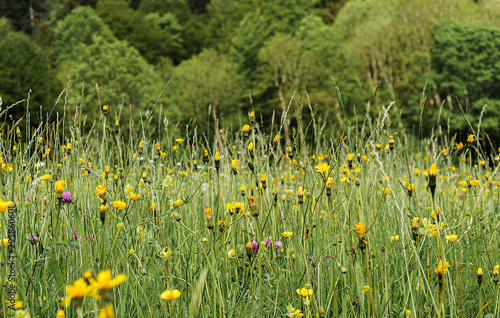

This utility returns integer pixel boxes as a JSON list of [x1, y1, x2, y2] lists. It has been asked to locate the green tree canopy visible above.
[[168, 49, 243, 134], [53, 6, 116, 62], [96, 0, 183, 64], [0, 32, 59, 123], [53, 7, 164, 135], [431, 20, 500, 142]]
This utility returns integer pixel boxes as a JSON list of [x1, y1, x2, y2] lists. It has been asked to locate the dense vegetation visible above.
[[1, 0, 500, 147], [1, 102, 500, 317], [1, 1, 500, 317]]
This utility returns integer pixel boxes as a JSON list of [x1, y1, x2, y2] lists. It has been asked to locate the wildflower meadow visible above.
[[1, 99, 500, 318]]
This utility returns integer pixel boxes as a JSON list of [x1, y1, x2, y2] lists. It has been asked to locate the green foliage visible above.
[[137, 0, 191, 22], [53, 7, 164, 134], [0, 32, 59, 123], [53, 6, 116, 62], [296, 15, 366, 126], [168, 49, 243, 132], [0, 17, 11, 41], [232, 0, 313, 78], [431, 20, 500, 141], [96, 0, 183, 64], [431, 20, 500, 102]]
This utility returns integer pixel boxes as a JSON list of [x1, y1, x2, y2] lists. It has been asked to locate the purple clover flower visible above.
[[73, 231, 78, 240], [90, 233, 96, 242], [28, 235, 39, 245], [265, 236, 273, 249], [274, 241, 282, 249], [61, 191, 73, 203], [251, 240, 259, 254]]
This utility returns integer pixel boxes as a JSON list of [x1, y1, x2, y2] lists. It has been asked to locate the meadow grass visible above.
[[0, 99, 499, 318]]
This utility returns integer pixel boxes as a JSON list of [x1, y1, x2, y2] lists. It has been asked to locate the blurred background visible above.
[[0, 0, 499, 146]]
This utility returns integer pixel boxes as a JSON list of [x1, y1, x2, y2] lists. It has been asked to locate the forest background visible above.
[[1, 0, 500, 147]]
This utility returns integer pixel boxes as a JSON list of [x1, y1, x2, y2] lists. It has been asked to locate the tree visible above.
[[0, 0, 50, 35], [168, 49, 243, 135], [231, 0, 313, 79], [138, 0, 191, 22], [0, 32, 59, 124], [53, 7, 164, 135], [431, 20, 500, 143], [96, 0, 183, 64], [0, 17, 11, 41], [258, 34, 308, 144], [53, 6, 116, 63]]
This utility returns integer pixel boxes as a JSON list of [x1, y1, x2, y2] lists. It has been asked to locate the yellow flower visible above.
[[442, 149, 448, 156], [411, 217, 419, 228], [494, 265, 499, 275], [63, 278, 94, 307], [102, 105, 108, 111], [296, 287, 313, 297], [281, 231, 293, 238], [273, 135, 282, 145], [389, 235, 399, 241], [382, 188, 391, 194], [41, 174, 51, 181], [353, 222, 367, 236], [241, 125, 251, 133], [214, 151, 220, 161], [0, 199, 14, 213], [98, 304, 115, 318], [459, 180, 467, 187], [110, 201, 127, 210], [228, 249, 235, 258], [415, 168, 421, 176], [248, 142, 254, 151], [296, 187, 305, 197], [455, 142, 464, 150], [315, 163, 330, 174], [235, 202, 244, 215], [230, 159, 240, 172], [205, 207, 213, 217], [175, 138, 184, 144], [445, 235, 458, 242], [173, 199, 183, 206], [362, 285, 372, 293], [129, 192, 142, 201], [95, 183, 106, 197], [434, 260, 450, 276], [469, 180, 480, 187], [429, 164, 438, 177], [160, 248, 172, 258], [477, 268, 483, 276], [160, 289, 181, 301], [468, 134, 475, 143], [326, 177, 334, 188], [54, 180, 66, 193], [90, 270, 127, 292], [57, 309, 65, 318], [150, 203, 158, 212], [260, 173, 266, 183]]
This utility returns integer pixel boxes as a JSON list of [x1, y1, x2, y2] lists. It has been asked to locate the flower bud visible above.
[[172, 212, 181, 222], [318, 306, 326, 318], [206, 215, 215, 230]]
